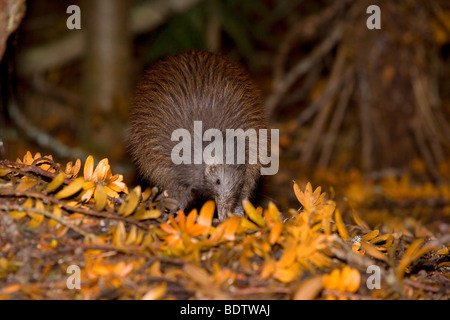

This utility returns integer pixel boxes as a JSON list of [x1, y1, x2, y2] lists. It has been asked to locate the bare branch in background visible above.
[[17, 0, 205, 76], [264, 25, 343, 117], [8, 100, 88, 160]]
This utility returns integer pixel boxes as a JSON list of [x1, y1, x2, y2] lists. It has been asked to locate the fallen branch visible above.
[[0, 204, 92, 238], [0, 188, 150, 230], [322, 289, 380, 300], [0, 159, 73, 185]]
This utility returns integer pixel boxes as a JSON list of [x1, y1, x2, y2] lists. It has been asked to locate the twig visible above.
[[300, 47, 347, 164], [411, 69, 447, 149], [265, 25, 344, 116], [357, 69, 373, 172], [403, 278, 441, 293], [8, 100, 88, 160], [30, 74, 81, 107], [64, 240, 149, 255], [318, 78, 354, 168], [0, 159, 73, 185], [0, 188, 150, 230], [410, 119, 442, 182], [273, 1, 349, 84], [411, 69, 447, 168], [322, 289, 380, 300], [296, 65, 353, 127], [0, 204, 92, 238], [233, 286, 291, 296], [280, 65, 322, 107]]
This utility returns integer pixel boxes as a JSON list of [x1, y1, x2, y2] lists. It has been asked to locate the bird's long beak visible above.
[[215, 197, 232, 221]]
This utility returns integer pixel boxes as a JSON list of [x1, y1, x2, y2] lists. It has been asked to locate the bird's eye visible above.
[[216, 179, 221, 185]]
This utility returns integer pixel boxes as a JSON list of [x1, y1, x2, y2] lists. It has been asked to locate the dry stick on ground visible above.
[[403, 279, 441, 293], [322, 289, 381, 300], [0, 160, 73, 185], [0, 188, 150, 230], [0, 204, 92, 238], [233, 286, 291, 297], [318, 78, 355, 168], [300, 46, 347, 164], [265, 25, 344, 116]]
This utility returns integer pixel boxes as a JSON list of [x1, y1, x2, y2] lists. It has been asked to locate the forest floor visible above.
[[0, 151, 449, 300]]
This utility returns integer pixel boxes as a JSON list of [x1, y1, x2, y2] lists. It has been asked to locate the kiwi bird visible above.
[[129, 51, 267, 220]]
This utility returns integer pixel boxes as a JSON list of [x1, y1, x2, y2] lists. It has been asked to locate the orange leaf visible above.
[[269, 222, 282, 245], [83, 155, 94, 181], [243, 199, 265, 227], [293, 182, 303, 204], [209, 222, 226, 242], [16, 179, 37, 192], [351, 209, 369, 230], [113, 221, 126, 246], [294, 276, 323, 300], [0, 284, 21, 294], [94, 184, 107, 211], [141, 282, 167, 300], [265, 201, 281, 223], [223, 216, 241, 241], [45, 172, 66, 193], [362, 230, 379, 242], [177, 210, 186, 231], [55, 177, 85, 199], [361, 241, 387, 261], [335, 209, 349, 241], [92, 158, 109, 181], [49, 205, 62, 227], [118, 185, 141, 216]]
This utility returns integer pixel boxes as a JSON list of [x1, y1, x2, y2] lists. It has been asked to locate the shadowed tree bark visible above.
[[0, 0, 25, 61]]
